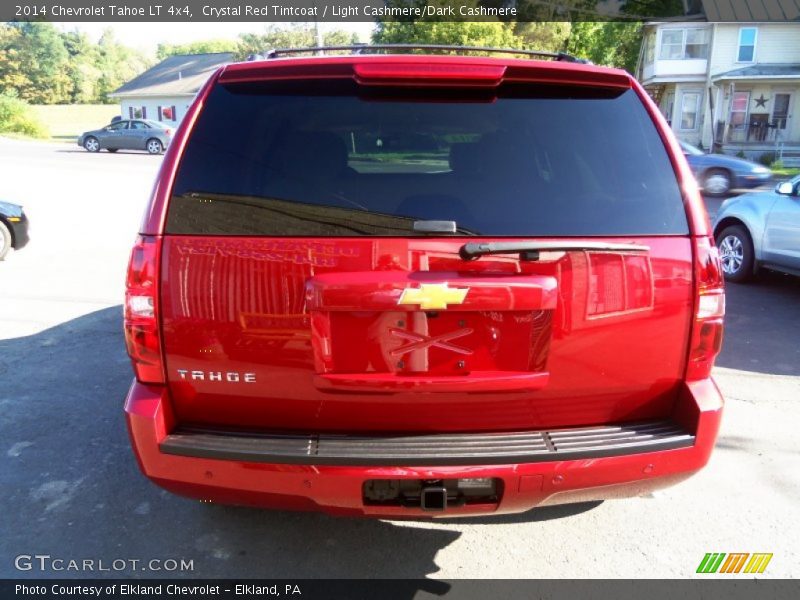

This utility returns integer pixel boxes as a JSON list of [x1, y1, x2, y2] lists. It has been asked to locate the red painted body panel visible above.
[[159, 236, 693, 433], [126, 54, 724, 515], [125, 377, 723, 517]]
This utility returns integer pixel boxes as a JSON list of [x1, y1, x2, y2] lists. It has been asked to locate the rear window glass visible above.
[[167, 80, 688, 236]]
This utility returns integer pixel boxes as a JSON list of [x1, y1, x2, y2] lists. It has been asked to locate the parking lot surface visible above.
[[1, 139, 798, 578]]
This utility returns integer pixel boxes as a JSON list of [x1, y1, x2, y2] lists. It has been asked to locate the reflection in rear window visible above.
[[167, 80, 688, 237]]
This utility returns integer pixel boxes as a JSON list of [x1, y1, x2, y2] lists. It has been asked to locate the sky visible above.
[[54, 22, 376, 54]]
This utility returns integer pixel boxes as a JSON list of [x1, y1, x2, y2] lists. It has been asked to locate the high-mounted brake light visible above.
[[124, 235, 164, 384], [686, 236, 725, 381], [353, 63, 506, 87]]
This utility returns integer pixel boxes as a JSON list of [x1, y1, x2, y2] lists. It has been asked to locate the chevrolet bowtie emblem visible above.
[[397, 283, 468, 310]]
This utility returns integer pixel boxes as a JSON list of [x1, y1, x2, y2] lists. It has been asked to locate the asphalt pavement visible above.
[[0, 139, 798, 579]]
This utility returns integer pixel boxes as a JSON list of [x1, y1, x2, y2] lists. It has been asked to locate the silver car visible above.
[[77, 119, 172, 154], [713, 175, 800, 282]]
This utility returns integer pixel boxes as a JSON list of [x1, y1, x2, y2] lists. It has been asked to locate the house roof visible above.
[[712, 63, 800, 80], [110, 53, 233, 98], [701, 0, 800, 21]]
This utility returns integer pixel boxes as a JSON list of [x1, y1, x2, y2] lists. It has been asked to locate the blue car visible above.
[[680, 142, 771, 196]]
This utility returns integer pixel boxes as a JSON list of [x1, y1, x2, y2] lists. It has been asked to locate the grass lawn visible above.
[[31, 104, 120, 142], [772, 166, 800, 178]]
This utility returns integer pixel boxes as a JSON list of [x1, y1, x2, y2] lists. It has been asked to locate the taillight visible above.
[[686, 236, 725, 381], [124, 235, 164, 384], [165, 128, 172, 136]]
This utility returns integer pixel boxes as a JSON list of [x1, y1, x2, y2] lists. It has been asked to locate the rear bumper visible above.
[[125, 379, 723, 517]]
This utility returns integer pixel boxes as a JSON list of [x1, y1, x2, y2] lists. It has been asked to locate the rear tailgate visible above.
[[160, 235, 692, 432], [157, 58, 694, 434]]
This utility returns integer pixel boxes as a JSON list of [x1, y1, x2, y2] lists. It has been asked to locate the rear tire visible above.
[[146, 139, 163, 155], [83, 136, 100, 153], [703, 168, 732, 196], [716, 225, 754, 282], [0, 220, 12, 260]]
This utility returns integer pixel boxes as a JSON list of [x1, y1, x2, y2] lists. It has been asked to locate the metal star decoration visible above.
[[754, 94, 769, 108]]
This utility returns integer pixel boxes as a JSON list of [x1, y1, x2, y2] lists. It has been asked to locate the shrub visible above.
[[757, 152, 776, 166], [0, 94, 49, 138], [771, 160, 784, 170], [735, 150, 746, 159]]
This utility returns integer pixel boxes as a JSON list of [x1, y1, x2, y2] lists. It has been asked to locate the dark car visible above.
[[680, 141, 771, 196], [123, 46, 725, 517], [0, 200, 29, 260], [78, 119, 172, 154]]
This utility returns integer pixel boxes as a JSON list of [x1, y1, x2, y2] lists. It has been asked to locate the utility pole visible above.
[[313, 1, 324, 55]]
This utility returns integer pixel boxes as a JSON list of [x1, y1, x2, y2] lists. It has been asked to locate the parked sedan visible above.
[[0, 200, 29, 260], [680, 142, 771, 196], [78, 119, 172, 154], [713, 175, 800, 282]]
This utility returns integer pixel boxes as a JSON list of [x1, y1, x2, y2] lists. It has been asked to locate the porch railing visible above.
[[726, 119, 789, 143]]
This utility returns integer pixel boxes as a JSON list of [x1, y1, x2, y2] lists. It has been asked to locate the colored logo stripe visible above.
[[744, 553, 773, 574], [720, 553, 749, 573], [697, 553, 726, 573], [697, 553, 772, 574]]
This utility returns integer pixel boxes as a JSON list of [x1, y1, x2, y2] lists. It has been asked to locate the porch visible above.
[[710, 66, 800, 164]]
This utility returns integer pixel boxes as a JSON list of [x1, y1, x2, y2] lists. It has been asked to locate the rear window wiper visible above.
[[459, 241, 649, 261]]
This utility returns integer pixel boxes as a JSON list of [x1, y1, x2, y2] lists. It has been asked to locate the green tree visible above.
[[236, 24, 359, 60], [620, 0, 687, 18], [372, 1, 521, 52], [511, 0, 608, 21], [94, 29, 152, 103], [157, 39, 239, 60], [61, 30, 102, 104], [513, 22, 572, 53], [566, 22, 643, 72], [373, 21, 519, 51], [0, 22, 71, 104], [0, 25, 28, 93]]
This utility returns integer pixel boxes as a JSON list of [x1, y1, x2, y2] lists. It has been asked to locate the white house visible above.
[[636, 6, 800, 164], [109, 52, 233, 126]]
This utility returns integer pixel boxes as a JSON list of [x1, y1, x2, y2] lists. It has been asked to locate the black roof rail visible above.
[[248, 44, 590, 64]]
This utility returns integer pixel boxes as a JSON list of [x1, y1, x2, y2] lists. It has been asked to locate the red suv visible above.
[[124, 47, 725, 517]]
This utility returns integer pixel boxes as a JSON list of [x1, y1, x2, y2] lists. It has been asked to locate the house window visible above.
[[129, 106, 146, 120], [679, 92, 701, 130], [737, 27, 757, 62], [659, 28, 709, 60], [660, 30, 684, 59], [729, 91, 750, 131], [685, 29, 709, 59], [158, 105, 177, 122], [772, 93, 791, 130]]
